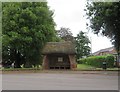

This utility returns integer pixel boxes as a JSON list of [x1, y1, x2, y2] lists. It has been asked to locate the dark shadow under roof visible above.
[[42, 41, 76, 54]]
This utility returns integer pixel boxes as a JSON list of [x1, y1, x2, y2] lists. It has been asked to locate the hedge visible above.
[[78, 55, 114, 68]]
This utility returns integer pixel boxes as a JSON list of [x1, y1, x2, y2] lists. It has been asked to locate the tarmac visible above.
[[1, 70, 119, 90]]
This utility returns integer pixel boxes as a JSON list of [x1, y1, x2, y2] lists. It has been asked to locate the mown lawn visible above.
[[77, 64, 96, 70], [1, 64, 118, 71], [77, 64, 119, 70], [1, 67, 41, 71]]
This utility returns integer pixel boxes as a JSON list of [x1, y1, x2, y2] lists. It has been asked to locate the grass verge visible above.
[[77, 64, 96, 70], [77, 64, 119, 70], [0, 64, 119, 72]]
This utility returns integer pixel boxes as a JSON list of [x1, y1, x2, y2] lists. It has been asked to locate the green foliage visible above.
[[75, 31, 91, 60], [0, 2, 2, 62], [2, 2, 56, 68], [86, 2, 120, 53], [78, 55, 114, 68], [56, 27, 74, 42]]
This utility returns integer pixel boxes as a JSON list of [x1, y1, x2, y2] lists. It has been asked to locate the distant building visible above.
[[92, 47, 120, 67], [92, 47, 117, 56]]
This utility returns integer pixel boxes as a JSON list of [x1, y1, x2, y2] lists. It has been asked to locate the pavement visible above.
[[1, 71, 119, 90]]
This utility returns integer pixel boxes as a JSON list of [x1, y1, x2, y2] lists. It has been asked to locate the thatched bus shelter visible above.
[[42, 41, 77, 70]]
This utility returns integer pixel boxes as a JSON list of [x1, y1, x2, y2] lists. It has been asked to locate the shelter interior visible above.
[[47, 54, 70, 69]]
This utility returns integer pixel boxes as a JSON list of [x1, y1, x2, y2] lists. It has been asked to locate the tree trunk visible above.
[[14, 50, 21, 68], [24, 61, 32, 68]]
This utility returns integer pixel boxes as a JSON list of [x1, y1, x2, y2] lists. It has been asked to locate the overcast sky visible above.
[[47, 0, 113, 53]]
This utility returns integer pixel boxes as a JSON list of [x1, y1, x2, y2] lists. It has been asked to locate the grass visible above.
[[1, 64, 119, 71], [96, 68, 119, 70], [77, 64, 96, 70], [1, 67, 42, 71], [77, 64, 119, 70]]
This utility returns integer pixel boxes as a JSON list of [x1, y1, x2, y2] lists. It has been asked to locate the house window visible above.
[[58, 57, 63, 62]]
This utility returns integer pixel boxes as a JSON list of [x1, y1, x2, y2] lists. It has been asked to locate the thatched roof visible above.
[[42, 41, 76, 54]]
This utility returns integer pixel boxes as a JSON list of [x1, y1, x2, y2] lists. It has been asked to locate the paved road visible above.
[[2, 71, 118, 90]]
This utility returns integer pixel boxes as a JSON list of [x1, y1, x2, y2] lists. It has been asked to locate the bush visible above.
[[78, 55, 114, 68]]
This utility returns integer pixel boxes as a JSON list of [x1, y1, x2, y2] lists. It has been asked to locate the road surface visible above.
[[2, 71, 118, 90]]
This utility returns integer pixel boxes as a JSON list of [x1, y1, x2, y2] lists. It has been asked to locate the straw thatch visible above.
[[42, 41, 76, 54]]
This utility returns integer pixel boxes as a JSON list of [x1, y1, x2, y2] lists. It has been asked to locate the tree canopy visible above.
[[2, 2, 56, 68], [0, 2, 1, 63], [56, 27, 74, 42], [75, 31, 91, 60], [86, 1, 120, 54]]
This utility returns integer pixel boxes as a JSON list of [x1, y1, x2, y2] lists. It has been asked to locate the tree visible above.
[[56, 27, 74, 42], [75, 31, 91, 60], [0, 2, 1, 63], [2, 2, 56, 68], [86, 2, 120, 55]]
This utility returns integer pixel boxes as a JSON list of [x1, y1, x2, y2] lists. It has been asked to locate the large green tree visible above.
[[0, 2, 2, 63], [86, 2, 120, 54], [56, 27, 74, 42], [75, 31, 91, 60], [2, 2, 56, 68]]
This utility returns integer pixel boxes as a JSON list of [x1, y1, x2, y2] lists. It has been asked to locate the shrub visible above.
[[78, 55, 114, 68]]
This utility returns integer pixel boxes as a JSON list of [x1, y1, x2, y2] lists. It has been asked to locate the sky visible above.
[[47, 0, 113, 53]]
